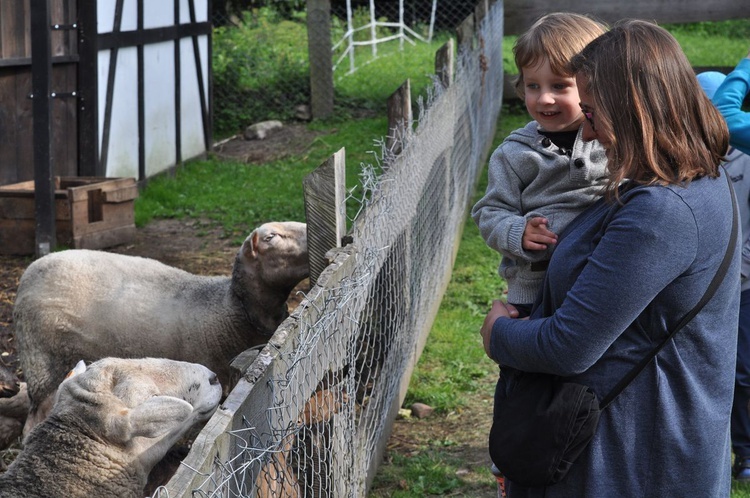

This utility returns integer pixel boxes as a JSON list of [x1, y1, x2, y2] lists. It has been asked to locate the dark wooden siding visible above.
[[0, 0, 77, 186]]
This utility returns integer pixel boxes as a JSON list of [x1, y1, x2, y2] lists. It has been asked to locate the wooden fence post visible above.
[[386, 79, 412, 156], [307, 0, 334, 119], [435, 38, 454, 89], [456, 13, 474, 50], [303, 148, 347, 285]]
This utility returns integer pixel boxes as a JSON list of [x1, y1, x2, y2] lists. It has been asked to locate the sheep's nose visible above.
[[209, 373, 219, 386]]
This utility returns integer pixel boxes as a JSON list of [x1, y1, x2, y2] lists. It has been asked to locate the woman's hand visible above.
[[480, 300, 519, 360]]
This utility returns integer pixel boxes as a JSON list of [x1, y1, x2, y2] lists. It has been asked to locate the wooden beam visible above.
[[31, 0, 55, 256]]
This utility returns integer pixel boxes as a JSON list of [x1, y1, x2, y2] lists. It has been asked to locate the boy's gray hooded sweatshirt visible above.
[[472, 121, 609, 305]]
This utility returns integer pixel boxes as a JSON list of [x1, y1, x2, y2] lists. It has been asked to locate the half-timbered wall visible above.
[[0, 0, 211, 186], [96, 0, 210, 180]]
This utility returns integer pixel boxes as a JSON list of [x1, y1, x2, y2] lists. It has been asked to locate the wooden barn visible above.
[[0, 0, 211, 254]]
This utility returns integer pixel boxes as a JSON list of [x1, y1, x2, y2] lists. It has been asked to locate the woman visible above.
[[481, 20, 739, 497]]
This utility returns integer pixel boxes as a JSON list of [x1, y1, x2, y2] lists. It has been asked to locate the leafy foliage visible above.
[[212, 8, 311, 135]]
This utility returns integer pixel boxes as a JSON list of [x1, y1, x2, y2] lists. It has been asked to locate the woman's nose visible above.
[[581, 121, 597, 142]]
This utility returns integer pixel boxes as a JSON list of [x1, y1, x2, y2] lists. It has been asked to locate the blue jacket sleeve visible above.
[[712, 57, 750, 156]]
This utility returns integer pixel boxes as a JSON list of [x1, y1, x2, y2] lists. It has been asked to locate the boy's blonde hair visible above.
[[513, 12, 607, 98]]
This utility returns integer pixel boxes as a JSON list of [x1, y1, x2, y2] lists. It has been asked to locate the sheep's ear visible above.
[[108, 396, 193, 442], [244, 229, 259, 259], [65, 360, 87, 380], [129, 396, 193, 438]]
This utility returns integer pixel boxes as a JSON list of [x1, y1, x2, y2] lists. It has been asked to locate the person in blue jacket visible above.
[[710, 48, 750, 155], [481, 20, 739, 497], [698, 69, 750, 481]]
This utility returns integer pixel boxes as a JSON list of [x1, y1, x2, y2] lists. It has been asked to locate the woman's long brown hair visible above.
[[570, 19, 728, 198]]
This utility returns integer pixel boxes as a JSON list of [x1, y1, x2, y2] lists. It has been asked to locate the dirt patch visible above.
[[213, 122, 330, 164]]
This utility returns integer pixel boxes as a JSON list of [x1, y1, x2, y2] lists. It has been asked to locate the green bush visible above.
[[212, 8, 311, 135]]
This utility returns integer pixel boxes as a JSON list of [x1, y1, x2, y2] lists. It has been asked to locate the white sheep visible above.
[[13, 221, 308, 435], [0, 357, 222, 498]]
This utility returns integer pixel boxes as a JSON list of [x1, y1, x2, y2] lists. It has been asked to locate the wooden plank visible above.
[[14, 68, 33, 183], [71, 201, 134, 233], [0, 0, 30, 59], [50, 63, 77, 177], [0, 196, 70, 220], [77, 0, 99, 176], [456, 13, 474, 50], [303, 148, 346, 286], [474, 0, 489, 26], [103, 185, 138, 203], [386, 79, 412, 156], [0, 70, 18, 185], [73, 224, 136, 249], [0, 217, 72, 254], [66, 177, 135, 202], [435, 38, 454, 89]]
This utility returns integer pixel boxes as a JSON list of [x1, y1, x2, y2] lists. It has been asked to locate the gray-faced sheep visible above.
[[13, 221, 308, 435], [0, 357, 222, 498]]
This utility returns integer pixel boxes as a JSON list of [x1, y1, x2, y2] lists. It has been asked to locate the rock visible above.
[[410, 402, 434, 419], [244, 120, 283, 140], [295, 104, 312, 121]]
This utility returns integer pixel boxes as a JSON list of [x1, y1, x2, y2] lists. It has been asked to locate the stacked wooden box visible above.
[[0, 177, 138, 255]]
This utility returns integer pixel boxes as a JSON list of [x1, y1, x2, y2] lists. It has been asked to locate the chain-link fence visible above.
[[210, 0, 485, 137], [155, 1, 504, 495]]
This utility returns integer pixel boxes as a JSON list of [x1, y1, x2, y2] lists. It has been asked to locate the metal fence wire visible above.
[[154, 1, 504, 496], [210, 0, 484, 136]]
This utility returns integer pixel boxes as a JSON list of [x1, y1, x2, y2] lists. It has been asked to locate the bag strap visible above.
[[600, 170, 738, 409]]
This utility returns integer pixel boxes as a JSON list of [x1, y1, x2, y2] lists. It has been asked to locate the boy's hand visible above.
[[522, 217, 558, 251]]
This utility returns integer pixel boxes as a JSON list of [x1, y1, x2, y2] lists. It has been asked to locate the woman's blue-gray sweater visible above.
[[490, 173, 740, 497]]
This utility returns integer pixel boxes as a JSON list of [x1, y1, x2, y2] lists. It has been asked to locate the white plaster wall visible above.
[[96, 0, 210, 179], [180, 35, 209, 162], [98, 48, 140, 179], [144, 41, 177, 177], [97, 0, 137, 33]]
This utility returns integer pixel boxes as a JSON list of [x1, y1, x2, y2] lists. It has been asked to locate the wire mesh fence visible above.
[[154, 1, 504, 495], [210, 0, 485, 137]]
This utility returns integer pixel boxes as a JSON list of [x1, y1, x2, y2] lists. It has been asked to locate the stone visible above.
[[410, 402, 434, 419], [244, 120, 283, 140]]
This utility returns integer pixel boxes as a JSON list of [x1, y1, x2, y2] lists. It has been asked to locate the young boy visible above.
[[471, 12, 609, 317]]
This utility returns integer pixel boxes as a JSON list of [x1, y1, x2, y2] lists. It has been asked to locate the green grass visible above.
[[401, 103, 528, 412], [135, 116, 387, 243], [333, 32, 453, 114], [370, 453, 465, 497]]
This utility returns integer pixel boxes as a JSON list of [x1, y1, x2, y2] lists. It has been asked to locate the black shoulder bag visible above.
[[489, 173, 738, 487]]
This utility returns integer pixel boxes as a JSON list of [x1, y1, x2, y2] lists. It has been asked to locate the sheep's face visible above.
[[53, 357, 222, 448], [242, 221, 309, 290]]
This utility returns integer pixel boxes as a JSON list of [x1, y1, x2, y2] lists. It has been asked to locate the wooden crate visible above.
[[0, 177, 138, 255]]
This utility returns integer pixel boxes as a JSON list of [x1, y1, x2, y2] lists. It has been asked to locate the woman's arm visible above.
[[486, 187, 699, 375]]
